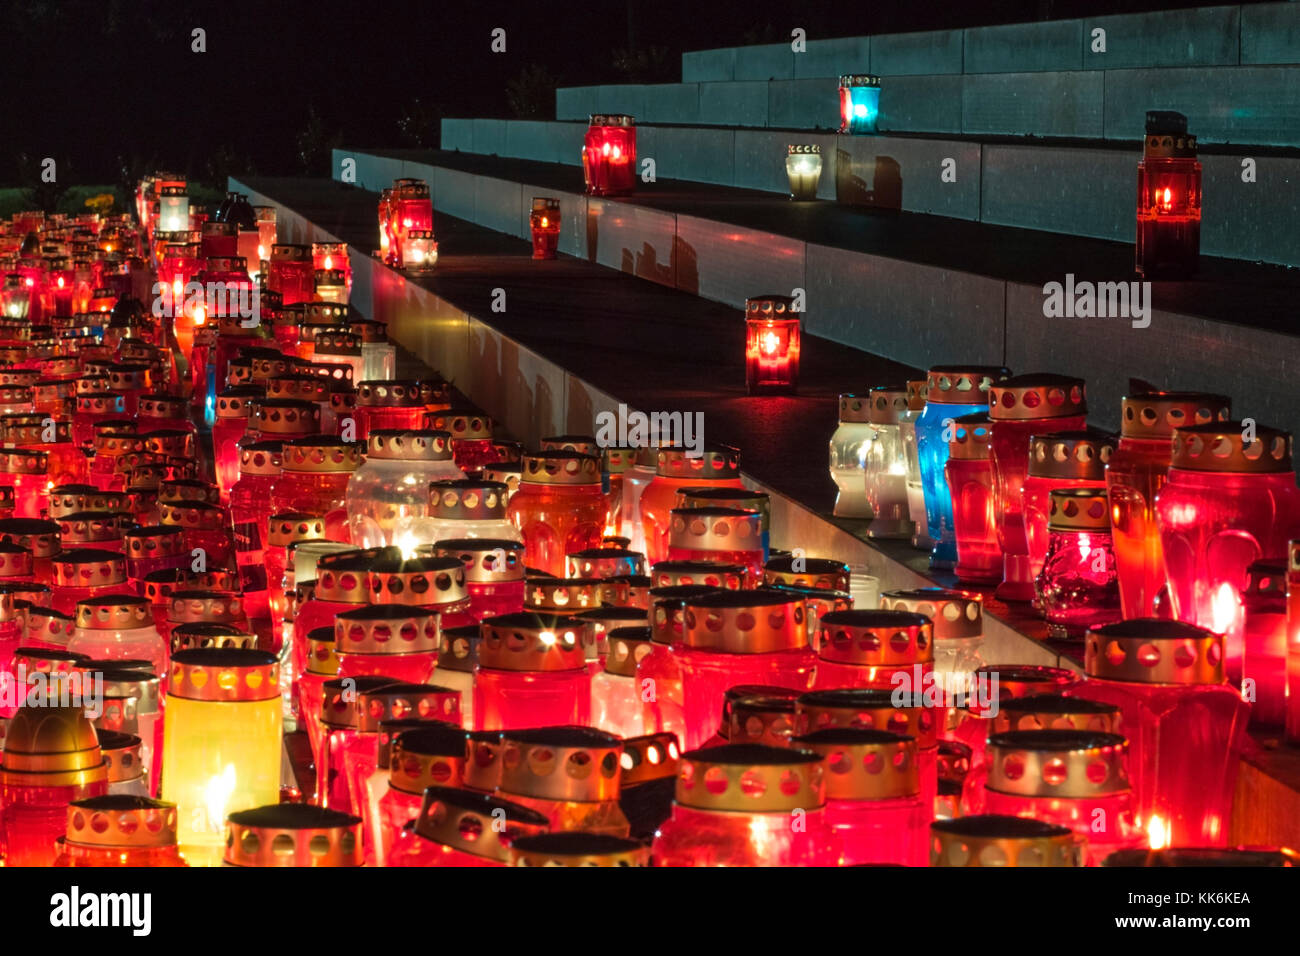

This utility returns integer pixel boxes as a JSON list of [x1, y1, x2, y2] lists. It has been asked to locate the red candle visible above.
[[266, 244, 314, 305], [1136, 111, 1201, 279], [473, 612, 592, 731], [638, 585, 719, 740], [529, 198, 561, 260], [506, 451, 606, 577], [1035, 489, 1122, 639], [582, 115, 636, 197], [492, 726, 629, 836], [590, 625, 654, 737], [387, 785, 548, 867], [375, 724, 469, 855], [429, 539, 526, 623], [1022, 429, 1116, 588], [813, 609, 933, 690], [667, 506, 764, 584], [639, 446, 743, 565], [744, 296, 801, 394], [424, 409, 499, 473]]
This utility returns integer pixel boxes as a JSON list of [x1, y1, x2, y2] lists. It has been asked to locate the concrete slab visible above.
[[638, 84, 702, 125], [470, 118, 505, 157], [963, 71, 1105, 139], [645, 126, 736, 186], [796, 36, 870, 79], [734, 42, 796, 81], [1241, 1, 1300, 65], [768, 77, 841, 130], [964, 19, 1085, 74], [981, 143, 1133, 243], [1201, 154, 1300, 267], [676, 215, 805, 307], [870, 28, 963, 76], [879, 74, 963, 134], [555, 85, 598, 122], [597, 84, 647, 119], [440, 118, 474, 153], [1084, 5, 1241, 70], [473, 176, 523, 237], [834, 135, 981, 220], [682, 47, 736, 83], [586, 199, 678, 287], [699, 80, 771, 127]]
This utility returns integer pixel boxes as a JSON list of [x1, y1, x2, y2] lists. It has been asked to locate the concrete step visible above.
[[680, 3, 1300, 81], [440, 117, 1300, 268], [333, 146, 1300, 446]]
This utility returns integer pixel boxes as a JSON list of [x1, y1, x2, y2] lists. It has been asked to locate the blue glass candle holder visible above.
[[839, 74, 881, 135]]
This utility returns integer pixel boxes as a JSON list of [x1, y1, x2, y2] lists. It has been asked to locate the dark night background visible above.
[[0, 0, 1260, 198]]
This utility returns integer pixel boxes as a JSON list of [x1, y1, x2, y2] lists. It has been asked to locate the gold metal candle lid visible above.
[[335, 604, 440, 656], [66, 795, 177, 850], [880, 587, 983, 641], [0, 703, 106, 786], [249, 397, 320, 435], [98, 729, 145, 783], [0, 448, 47, 475], [268, 512, 326, 548], [1104, 847, 1299, 867], [1028, 428, 1117, 481], [925, 366, 1011, 405], [541, 434, 600, 457], [478, 612, 590, 672], [25, 604, 75, 646], [676, 743, 825, 813], [988, 374, 1087, 421], [369, 555, 469, 608], [669, 507, 763, 554], [430, 538, 525, 584], [573, 606, 648, 645], [429, 479, 509, 520], [158, 479, 220, 505], [437, 624, 480, 673], [320, 675, 399, 729], [167, 589, 245, 625], [603, 626, 653, 677], [1048, 488, 1110, 532], [794, 728, 920, 800], [817, 609, 933, 667], [1170, 421, 1293, 473], [656, 444, 740, 480], [265, 374, 328, 404], [498, 726, 622, 803], [238, 439, 283, 476], [74, 595, 151, 631], [838, 393, 871, 424], [971, 665, 1078, 713], [520, 450, 600, 486], [170, 623, 258, 654], [650, 585, 722, 644], [905, 380, 928, 411], [763, 555, 850, 591], [866, 386, 909, 425], [652, 560, 747, 590], [387, 724, 470, 794], [414, 786, 549, 861], [931, 815, 1081, 867], [280, 435, 363, 474], [682, 588, 808, 654], [159, 500, 226, 532], [1085, 619, 1224, 684], [53, 548, 127, 587], [224, 804, 363, 867], [315, 548, 397, 602], [509, 832, 649, 867], [992, 693, 1121, 736], [524, 576, 606, 614], [986, 730, 1130, 798], [620, 732, 681, 785], [1121, 391, 1231, 440], [168, 647, 277, 702], [365, 429, 452, 461], [0, 541, 31, 578], [356, 682, 462, 732], [216, 386, 264, 421], [676, 485, 769, 526], [355, 380, 422, 409], [726, 692, 797, 746], [565, 548, 645, 579], [796, 687, 938, 748], [304, 627, 338, 676]]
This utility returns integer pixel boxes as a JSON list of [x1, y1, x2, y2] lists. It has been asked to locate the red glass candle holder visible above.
[[673, 589, 816, 751], [334, 604, 439, 685], [472, 613, 592, 731], [351, 381, 425, 440], [389, 179, 434, 269], [590, 626, 653, 737], [267, 244, 314, 305], [1108, 391, 1230, 619], [667, 506, 764, 583], [315, 673, 399, 810], [813, 609, 933, 691], [637, 585, 720, 740], [222, 804, 363, 867], [1287, 543, 1300, 743], [293, 547, 396, 675], [652, 743, 832, 866], [245, 397, 320, 445], [375, 724, 467, 857], [270, 436, 362, 531], [1072, 620, 1249, 847], [640, 446, 743, 566], [943, 415, 1002, 584], [387, 785, 549, 867], [1035, 489, 1122, 639], [529, 198, 561, 260], [1022, 429, 1115, 587], [311, 241, 349, 285], [1156, 421, 1300, 683], [949, 663, 1078, 769], [489, 726, 629, 836], [49, 548, 134, 616], [68, 595, 167, 679], [429, 539, 526, 622], [1240, 558, 1287, 728], [744, 295, 801, 394], [987, 375, 1088, 601], [1136, 111, 1201, 279], [506, 451, 607, 577], [54, 795, 186, 867], [158, 499, 234, 571], [583, 115, 636, 197], [930, 814, 1082, 867]]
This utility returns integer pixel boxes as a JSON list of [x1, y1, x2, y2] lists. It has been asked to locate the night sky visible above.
[[0, 0, 1254, 189]]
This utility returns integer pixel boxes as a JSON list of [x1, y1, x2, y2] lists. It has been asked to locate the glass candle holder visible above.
[[652, 743, 832, 866], [640, 446, 742, 565], [987, 374, 1088, 602], [161, 648, 281, 866], [795, 728, 928, 866], [838, 74, 881, 134], [49, 548, 134, 616], [245, 397, 320, 444], [900, 380, 933, 550], [425, 478, 521, 545], [428, 538, 526, 622], [213, 387, 262, 501], [487, 726, 628, 836], [582, 114, 636, 197], [675, 486, 770, 562], [949, 663, 1079, 769], [744, 295, 801, 394], [352, 321, 397, 383], [862, 386, 914, 540], [390, 178, 434, 267], [352, 381, 427, 439], [673, 589, 816, 751], [1136, 111, 1201, 279], [375, 724, 469, 856], [86, 665, 163, 796], [1107, 391, 1230, 620], [222, 804, 364, 867], [930, 814, 1082, 867], [473, 612, 592, 730], [668, 506, 764, 583], [267, 244, 314, 305], [158, 499, 235, 572], [943, 414, 1001, 584], [529, 198, 562, 259], [311, 241, 349, 288], [785, 144, 823, 201], [387, 785, 549, 867], [1, 702, 108, 866], [434, 624, 480, 731], [68, 595, 167, 678], [334, 604, 440, 685], [314, 673, 396, 806], [591, 625, 653, 737], [270, 436, 363, 535], [507, 451, 607, 577], [1238, 559, 1286, 729], [0, 448, 50, 519], [1287, 544, 1300, 743], [638, 585, 720, 740], [161, 589, 248, 659], [1023, 429, 1116, 589], [1036, 488, 1122, 639], [421, 409, 494, 473], [813, 609, 933, 691], [712, 688, 800, 748], [880, 588, 985, 736], [1156, 421, 1300, 683], [1072, 619, 1249, 847], [345, 430, 461, 553], [54, 795, 186, 867]]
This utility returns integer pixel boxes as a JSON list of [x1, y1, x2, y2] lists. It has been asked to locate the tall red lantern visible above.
[[943, 415, 1001, 584], [744, 295, 801, 394], [506, 451, 607, 577], [582, 115, 636, 197], [529, 198, 561, 260], [1022, 429, 1116, 587], [1136, 111, 1201, 279], [1035, 488, 1122, 639]]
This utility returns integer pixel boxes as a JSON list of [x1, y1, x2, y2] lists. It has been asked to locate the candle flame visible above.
[[395, 530, 420, 560], [1162, 187, 1172, 205], [172, 276, 183, 300], [761, 330, 781, 355], [1146, 815, 1169, 850], [324, 254, 333, 270], [1211, 582, 1241, 634], [193, 302, 207, 326], [204, 764, 237, 834], [539, 217, 549, 229], [56, 275, 64, 288]]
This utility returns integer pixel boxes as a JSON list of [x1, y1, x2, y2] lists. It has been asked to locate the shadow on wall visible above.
[[567, 379, 595, 435], [836, 149, 902, 212]]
